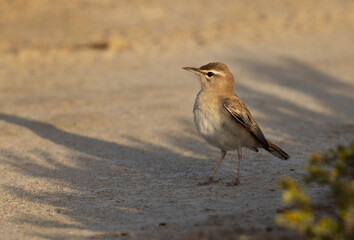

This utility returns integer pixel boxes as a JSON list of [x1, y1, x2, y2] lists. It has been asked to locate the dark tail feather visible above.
[[266, 139, 290, 160]]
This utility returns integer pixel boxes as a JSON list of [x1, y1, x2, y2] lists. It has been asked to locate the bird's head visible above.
[[183, 62, 235, 92]]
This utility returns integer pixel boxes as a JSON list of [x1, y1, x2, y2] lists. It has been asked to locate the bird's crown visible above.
[[199, 62, 229, 72]]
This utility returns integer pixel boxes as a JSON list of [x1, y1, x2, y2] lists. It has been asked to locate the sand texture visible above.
[[0, 0, 353, 239]]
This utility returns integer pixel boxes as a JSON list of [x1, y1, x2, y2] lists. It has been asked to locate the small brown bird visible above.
[[183, 62, 289, 185]]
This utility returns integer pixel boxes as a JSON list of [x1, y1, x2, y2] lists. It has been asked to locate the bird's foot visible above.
[[198, 177, 219, 186], [226, 179, 240, 186]]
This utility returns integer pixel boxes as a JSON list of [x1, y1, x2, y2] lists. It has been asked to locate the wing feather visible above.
[[222, 97, 269, 150]]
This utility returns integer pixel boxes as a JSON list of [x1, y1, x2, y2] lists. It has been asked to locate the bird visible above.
[[183, 62, 289, 186]]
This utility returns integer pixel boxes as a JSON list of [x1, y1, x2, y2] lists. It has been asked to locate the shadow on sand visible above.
[[0, 113, 211, 239], [234, 56, 354, 127]]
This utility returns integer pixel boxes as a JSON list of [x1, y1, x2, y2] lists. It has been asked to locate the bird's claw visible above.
[[226, 179, 240, 186], [198, 177, 219, 186]]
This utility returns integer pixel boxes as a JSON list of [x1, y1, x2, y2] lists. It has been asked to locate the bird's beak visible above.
[[182, 67, 203, 75]]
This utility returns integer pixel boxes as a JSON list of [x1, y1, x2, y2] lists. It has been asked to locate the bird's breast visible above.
[[193, 107, 219, 139], [193, 93, 225, 148]]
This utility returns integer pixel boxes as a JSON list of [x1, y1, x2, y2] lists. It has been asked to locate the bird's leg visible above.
[[210, 150, 226, 179], [227, 147, 242, 186], [198, 150, 226, 186]]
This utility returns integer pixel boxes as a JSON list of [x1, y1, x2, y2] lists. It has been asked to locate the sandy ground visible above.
[[0, 0, 354, 239]]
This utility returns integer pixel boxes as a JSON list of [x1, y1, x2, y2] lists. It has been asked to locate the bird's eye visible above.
[[207, 72, 214, 77]]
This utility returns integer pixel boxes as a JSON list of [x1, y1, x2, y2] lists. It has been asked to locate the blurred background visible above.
[[1, 0, 353, 52], [0, 0, 353, 239]]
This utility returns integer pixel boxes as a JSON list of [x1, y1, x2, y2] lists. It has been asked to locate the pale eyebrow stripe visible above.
[[201, 70, 226, 77]]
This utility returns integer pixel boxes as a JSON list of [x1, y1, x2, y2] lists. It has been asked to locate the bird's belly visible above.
[[194, 108, 254, 151]]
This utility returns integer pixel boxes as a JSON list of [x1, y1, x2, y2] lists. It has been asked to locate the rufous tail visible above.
[[266, 139, 290, 160]]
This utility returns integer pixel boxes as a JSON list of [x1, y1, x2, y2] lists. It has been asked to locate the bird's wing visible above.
[[222, 97, 269, 150]]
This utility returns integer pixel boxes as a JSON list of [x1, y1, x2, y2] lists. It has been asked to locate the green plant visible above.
[[276, 142, 354, 240]]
